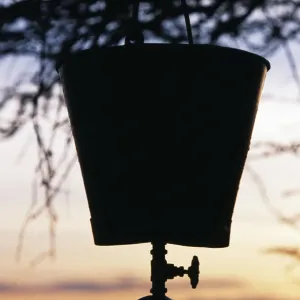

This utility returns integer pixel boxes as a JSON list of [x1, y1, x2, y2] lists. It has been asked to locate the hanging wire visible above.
[[125, 0, 144, 45], [125, 0, 194, 45], [131, 0, 140, 23], [181, 0, 194, 45]]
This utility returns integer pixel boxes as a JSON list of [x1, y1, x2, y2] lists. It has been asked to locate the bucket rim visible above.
[[56, 43, 271, 72]]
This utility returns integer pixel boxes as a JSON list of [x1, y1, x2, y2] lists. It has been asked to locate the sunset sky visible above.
[[1, 43, 300, 300]]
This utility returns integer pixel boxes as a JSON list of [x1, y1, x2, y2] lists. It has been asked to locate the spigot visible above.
[[188, 256, 200, 288], [165, 255, 200, 289]]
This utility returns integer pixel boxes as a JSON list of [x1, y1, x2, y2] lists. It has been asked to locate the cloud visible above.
[[189, 277, 245, 290], [0, 283, 15, 292], [188, 296, 293, 300], [0, 276, 148, 294], [0, 277, 297, 300], [0, 275, 249, 295], [46, 276, 149, 293]]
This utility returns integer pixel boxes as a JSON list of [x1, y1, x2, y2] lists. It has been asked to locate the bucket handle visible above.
[[125, 0, 194, 45]]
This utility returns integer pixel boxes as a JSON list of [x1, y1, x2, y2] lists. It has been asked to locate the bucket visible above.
[[58, 44, 270, 248]]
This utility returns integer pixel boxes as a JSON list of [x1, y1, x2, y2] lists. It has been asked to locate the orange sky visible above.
[[1, 45, 300, 300]]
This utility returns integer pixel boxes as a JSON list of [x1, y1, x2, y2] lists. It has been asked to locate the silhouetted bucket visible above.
[[58, 44, 270, 248]]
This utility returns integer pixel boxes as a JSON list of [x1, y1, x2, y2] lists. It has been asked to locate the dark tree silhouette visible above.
[[1, 0, 300, 266]]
